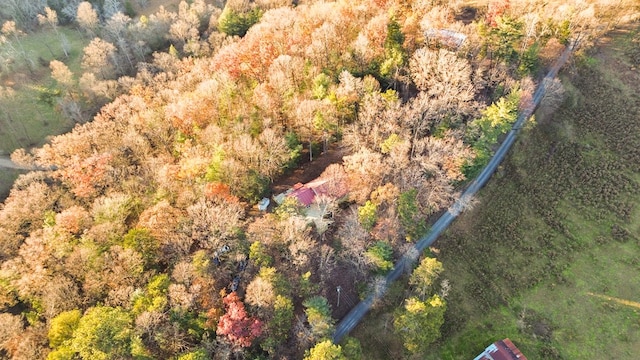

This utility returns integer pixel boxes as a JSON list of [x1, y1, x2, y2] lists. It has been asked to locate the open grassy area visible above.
[[133, 0, 183, 16], [0, 27, 86, 153], [0, 168, 20, 200], [351, 26, 640, 359], [0, 26, 88, 197]]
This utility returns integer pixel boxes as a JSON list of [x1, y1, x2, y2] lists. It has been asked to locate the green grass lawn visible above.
[[0, 27, 87, 153], [0, 168, 21, 200], [435, 204, 640, 359], [0, 26, 88, 197]]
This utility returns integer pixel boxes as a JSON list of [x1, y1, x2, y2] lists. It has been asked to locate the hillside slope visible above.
[[433, 25, 640, 359]]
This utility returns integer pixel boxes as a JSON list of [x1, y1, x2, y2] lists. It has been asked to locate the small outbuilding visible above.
[[425, 28, 467, 49]]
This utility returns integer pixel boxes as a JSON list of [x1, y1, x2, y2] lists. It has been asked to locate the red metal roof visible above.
[[286, 177, 349, 207], [289, 187, 315, 206], [474, 338, 527, 360], [306, 178, 348, 199]]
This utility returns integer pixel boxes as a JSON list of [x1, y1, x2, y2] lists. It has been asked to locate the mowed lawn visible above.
[[430, 27, 640, 360]]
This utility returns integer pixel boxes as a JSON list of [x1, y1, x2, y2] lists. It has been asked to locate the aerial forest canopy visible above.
[[0, 0, 636, 359]]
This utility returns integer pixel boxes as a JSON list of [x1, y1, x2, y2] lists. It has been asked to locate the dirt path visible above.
[[270, 146, 347, 195]]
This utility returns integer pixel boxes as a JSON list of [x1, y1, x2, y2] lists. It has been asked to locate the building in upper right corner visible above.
[[473, 338, 527, 360]]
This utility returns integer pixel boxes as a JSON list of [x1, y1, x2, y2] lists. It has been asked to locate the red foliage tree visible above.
[[59, 152, 113, 198], [486, 0, 510, 27], [204, 182, 239, 204], [217, 292, 263, 347]]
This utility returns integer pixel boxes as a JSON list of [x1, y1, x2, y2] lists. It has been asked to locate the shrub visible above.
[[218, 8, 262, 37], [358, 200, 378, 231], [366, 241, 394, 273]]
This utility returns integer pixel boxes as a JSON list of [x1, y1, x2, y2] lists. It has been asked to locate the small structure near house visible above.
[[257, 198, 270, 211], [425, 29, 467, 49], [474, 338, 527, 360]]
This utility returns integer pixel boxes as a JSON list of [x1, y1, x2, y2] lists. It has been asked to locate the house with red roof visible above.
[[275, 177, 349, 207], [474, 339, 527, 360]]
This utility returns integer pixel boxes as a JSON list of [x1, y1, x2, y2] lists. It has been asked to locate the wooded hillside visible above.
[[0, 0, 636, 359]]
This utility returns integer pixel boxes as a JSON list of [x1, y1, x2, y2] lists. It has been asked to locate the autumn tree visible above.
[[0, 21, 34, 72], [409, 257, 444, 299], [37, 7, 69, 58], [50, 60, 74, 92], [137, 200, 191, 263], [168, 0, 215, 54], [304, 340, 347, 360], [217, 292, 263, 347], [465, 90, 520, 177], [352, 14, 389, 74], [538, 77, 566, 120], [248, 241, 273, 268], [186, 198, 243, 250], [409, 48, 474, 102], [336, 208, 369, 275], [0, 178, 56, 259], [343, 148, 385, 203], [82, 37, 118, 80], [358, 200, 378, 231], [177, 348, 209, 360], [261, 294, 294, 355], [218, 1, 262, 37], [394, 295, 446, 355], [39, 275, 82, 320], [4, 323, 49, 359], [69, 306, 134, 359], [0, 313, 23, 355], [48, 309, 81, 349], [103, 12, 136, 72], [303, 296, 334, 340], [246, 272, 276, 310], [76, 1, 100, 36]]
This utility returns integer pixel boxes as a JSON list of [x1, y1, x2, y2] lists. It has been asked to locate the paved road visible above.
[[0, 157, 30, 170], [0, 156, 55, 171], [332, 43, 575, 344]]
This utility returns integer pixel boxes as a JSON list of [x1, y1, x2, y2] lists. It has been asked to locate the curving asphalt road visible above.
[[332, 43, 575, 344]]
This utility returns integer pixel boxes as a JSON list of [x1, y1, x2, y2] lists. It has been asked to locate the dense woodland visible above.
[[0, 0, 636, 359]]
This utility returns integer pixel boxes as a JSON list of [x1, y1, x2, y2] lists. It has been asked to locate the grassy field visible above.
[[0, 27, 86, 153], [0, 27, 87, 198], [352, 27, 640, 359]]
